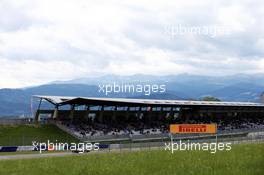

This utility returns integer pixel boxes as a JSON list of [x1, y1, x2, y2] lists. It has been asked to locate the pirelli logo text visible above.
[[170, 124, 217, 134]]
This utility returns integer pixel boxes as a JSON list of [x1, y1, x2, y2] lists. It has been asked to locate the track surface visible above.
[[0, 147, 158, 160], [0, 152, 75, 160]]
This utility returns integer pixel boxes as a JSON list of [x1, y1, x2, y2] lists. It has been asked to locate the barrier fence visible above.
[[1, 135, 264, 153]]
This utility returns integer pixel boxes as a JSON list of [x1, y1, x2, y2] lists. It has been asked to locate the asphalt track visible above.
[[0, 147, 160, 160], [0, 152, 75, 160]]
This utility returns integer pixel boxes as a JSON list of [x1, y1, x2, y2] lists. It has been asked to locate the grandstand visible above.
[[33, 95, 264, 142]]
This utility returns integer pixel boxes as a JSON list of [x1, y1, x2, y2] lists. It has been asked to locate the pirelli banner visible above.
[[170, 124, 217, 134]]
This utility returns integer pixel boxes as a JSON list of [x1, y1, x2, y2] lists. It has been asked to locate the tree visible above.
[[201, 96, 221, 101]]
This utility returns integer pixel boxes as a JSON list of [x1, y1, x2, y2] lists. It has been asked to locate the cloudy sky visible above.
[[0, 0, 264, 88]]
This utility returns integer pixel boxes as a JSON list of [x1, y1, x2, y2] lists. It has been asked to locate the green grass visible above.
[[0, 124, 79, 146], [0, 143, 263, 175]]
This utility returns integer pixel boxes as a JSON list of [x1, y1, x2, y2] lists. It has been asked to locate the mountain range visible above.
[[1, 73, 264, 117]]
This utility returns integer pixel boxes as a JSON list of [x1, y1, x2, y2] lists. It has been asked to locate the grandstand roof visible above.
[[33, 95, 264, 107]]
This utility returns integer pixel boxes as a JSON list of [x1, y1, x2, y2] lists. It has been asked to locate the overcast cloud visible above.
[[0, 0, 264, 88]]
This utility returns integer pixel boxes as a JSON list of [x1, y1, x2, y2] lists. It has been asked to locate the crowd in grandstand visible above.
[[57, 115, 264, 139], [59, 120, 168, 138]]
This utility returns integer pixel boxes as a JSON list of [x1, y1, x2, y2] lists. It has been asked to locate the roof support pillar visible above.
[[34, 98, 43, 123], [158, 106, 164, 120], [169, 106, 174, 119], [53, 105, 59, 119], [69, 104, 75, 121], [137, 106, 142, 118], [113, 106, 117, 121], [125, 106, 130, 120], [85, 105, 90, 118], [147, 106, 152, 123], [98, 105, 104, 123]]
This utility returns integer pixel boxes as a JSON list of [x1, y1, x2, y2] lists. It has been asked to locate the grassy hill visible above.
[[0, 124, 79, 146], [0, 143, 263, 175]]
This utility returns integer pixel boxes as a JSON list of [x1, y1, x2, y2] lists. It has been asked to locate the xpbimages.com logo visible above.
[[32, 140, 100, 153], [98, 82, 166, 96], [164, 140, 232, 154]]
